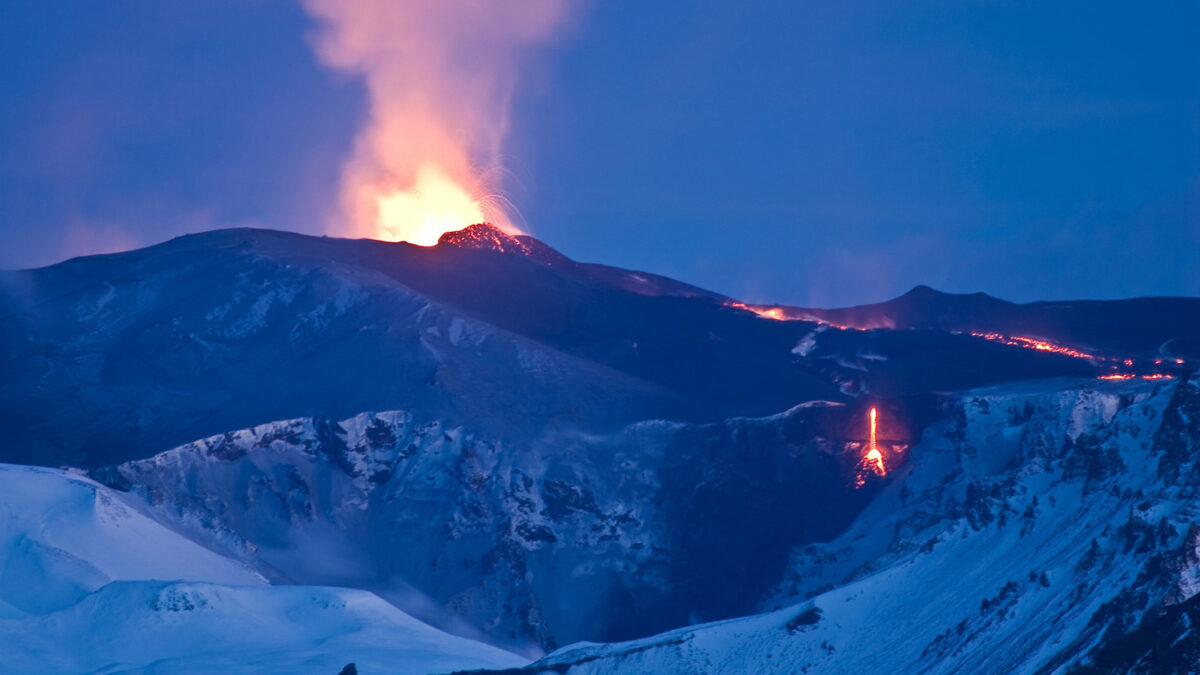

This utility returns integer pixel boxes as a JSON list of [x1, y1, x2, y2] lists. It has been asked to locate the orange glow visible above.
[[856, 407, 887, 488], [727, 302, 788, 321], [864, 447, 885, 474], [725, 301, 861, 329], [372, 164, 491, 246], [868, 407, 876, 449], [303, 0, 567, 244], [969, 332, 1094, 360], [866, 407, 885, 474], [1099, 373, 1174, 381]]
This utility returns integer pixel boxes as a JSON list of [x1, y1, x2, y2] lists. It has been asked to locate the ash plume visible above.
[[303, 0, 569, 245]]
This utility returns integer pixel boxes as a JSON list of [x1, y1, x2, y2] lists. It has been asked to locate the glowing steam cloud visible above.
[[303, 0, 568, 245]]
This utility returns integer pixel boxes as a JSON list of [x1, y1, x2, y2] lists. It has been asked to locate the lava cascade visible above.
[[855, 406, 888, 488]]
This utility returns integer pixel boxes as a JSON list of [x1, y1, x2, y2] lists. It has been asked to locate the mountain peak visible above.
[[436, 223, 571, 266], [901, 284, 944, 298], [898, 284, 997, 303]]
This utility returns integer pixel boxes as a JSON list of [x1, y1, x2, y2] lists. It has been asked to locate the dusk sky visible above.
[[2, 1, 1197, 307]]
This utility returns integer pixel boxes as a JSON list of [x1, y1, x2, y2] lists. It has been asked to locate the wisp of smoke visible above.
[[303, 0, 568, 245]]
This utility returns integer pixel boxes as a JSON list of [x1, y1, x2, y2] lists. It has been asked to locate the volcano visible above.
[[1, 223, 1127, 468], [1, 225, 1198, 670]]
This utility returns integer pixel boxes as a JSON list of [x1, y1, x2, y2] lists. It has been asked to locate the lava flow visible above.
[[1098, 373, 1174, 381], [865, 407, 885, 473], [968, 332, 1094, 360], [727, 302, 787, 321], [855, 406, 888, 488], [969, 331, 1183, 380], [726, 301, 857, 329]]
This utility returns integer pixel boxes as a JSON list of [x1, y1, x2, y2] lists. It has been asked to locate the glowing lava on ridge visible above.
[[728, 302, 787, 321], [968, 331, 1094, 360], [1098, 373, 1174, 381], [726, 302, 857, 329], [967, 331, 1183, 381]]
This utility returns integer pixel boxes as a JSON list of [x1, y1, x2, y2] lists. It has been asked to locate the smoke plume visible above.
[[303, 0, 568, 245]]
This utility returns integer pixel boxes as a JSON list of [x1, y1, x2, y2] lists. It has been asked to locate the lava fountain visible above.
[[373, 165, 491, 246]]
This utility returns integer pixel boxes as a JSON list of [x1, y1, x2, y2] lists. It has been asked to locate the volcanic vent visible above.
[[437, 222, 570, 266]]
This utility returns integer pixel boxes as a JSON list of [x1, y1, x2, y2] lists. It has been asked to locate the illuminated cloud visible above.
[[303, 0, 568, 245]]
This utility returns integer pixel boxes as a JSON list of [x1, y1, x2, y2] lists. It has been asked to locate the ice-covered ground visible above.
[[0, 464, 527, 674]]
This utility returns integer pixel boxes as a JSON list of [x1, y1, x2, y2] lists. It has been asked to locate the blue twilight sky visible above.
[[1, 1, 1197, 307]]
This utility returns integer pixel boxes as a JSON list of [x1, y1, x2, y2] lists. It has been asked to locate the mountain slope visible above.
[[4, 224, 1197, 669], [0, 464, 263, 617], [0, 227, 694, 466], [0, 463, 528, 674], [787, 285, 1200, 361], [4, 581, 528, 674], [0, 226, 1116, 468], [97, 401, 918, 652], [463, 374, 1200, 673]]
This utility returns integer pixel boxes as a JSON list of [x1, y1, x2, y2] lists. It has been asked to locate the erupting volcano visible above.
[[302, 0, 566, 247]]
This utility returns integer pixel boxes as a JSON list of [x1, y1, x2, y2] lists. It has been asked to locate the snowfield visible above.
[[0, 464, 527, 674]]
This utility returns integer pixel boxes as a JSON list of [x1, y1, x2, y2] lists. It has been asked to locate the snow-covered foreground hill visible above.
[[0, 465, 527, 674], [463, 374, 1200, 673]]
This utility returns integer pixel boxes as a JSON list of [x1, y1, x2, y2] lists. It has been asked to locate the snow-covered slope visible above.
[[472, 374, 1200, 673], [99, 403, 901, 653], [4, 581, 527, 674], [0, 464, 527, 673], [0, 464, 263, 617]]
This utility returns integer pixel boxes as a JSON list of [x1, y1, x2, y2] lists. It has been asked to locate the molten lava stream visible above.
[[865, 407, 885, 474], [968, 331, 1094, 360], [855, 407, 887, 488], [727, 302, 787, 321]]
